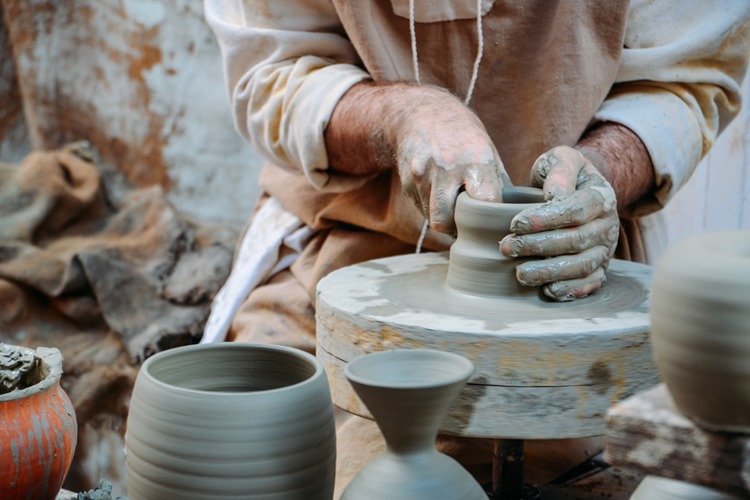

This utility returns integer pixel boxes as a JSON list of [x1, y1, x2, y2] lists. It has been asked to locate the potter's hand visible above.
[[395, 87, 509, 234], [325, 82, 509, 236], [499, 146, 619, 301]]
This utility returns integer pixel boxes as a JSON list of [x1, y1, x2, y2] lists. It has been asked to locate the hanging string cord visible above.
[[411, 0, 485, 253], [464, 0, 485, 106], [409, 0, 421, 84]]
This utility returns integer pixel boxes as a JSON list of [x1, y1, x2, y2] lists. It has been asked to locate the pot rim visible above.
[[139, 342, 325, 396], [345, 348, 474, 390], [0, 345, 63, 402], [456, 186, 545, 210]]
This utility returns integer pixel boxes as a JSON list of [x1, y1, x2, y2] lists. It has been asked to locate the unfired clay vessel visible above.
[[0, 345, 77, 500], [651, 230, 750, 433], [125, 342, 337, 499], [447, 186, 544, 296], [340, 349, 486, 500]]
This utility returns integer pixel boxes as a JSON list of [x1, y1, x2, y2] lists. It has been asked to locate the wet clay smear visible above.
[[0, 344, 41, 394]]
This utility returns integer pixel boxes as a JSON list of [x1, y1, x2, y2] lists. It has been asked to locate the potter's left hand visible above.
[[499, 146, 619, 301]]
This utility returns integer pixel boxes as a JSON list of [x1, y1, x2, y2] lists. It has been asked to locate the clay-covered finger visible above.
[[510, 187, 609, 234], [530, 147, 584, 199], [500, 217, 619, 257], [542, 267, 607, 301], [514, 245, 610, 287], [428, 176, 464, 234], [463, 162, 504, 203]]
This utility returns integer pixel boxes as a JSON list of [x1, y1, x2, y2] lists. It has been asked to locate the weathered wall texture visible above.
[[0, 0, 262, 229]]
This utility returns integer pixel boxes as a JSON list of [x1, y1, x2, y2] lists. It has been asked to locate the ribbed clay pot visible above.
[[0, 345, 78, 500], [125, 343, 337, 499], [341, 349, 486, 500], [651, 230, 750, 432]]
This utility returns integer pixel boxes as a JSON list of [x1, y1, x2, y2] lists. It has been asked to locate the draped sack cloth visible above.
[[0, 143, 235, 489]]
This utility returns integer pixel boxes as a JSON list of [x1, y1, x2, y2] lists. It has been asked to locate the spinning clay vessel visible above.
[[651, 230, 750, 433], [125, 342, 337, 499]]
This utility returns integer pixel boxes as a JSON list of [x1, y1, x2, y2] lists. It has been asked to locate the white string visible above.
[[409, 0, 485, 253], [464, 0, 484, 106], [409, 0, 420, 84], [415, 218, 429, 254]]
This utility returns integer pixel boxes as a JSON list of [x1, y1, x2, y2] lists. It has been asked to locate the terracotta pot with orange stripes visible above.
[[0, 345, 77, 500]]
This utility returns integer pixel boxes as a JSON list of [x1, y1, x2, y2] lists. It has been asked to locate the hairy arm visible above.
[[575, 122, 655, 215]]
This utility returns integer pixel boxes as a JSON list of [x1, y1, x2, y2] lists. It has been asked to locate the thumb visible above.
[[463, 161, 505, 202], [531, 147, 584, 200]]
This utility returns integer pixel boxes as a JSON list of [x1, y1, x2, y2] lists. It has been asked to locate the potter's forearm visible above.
[[324, 81, 403, 176], [575, 123, 655, 214], [324, 81, 489, 177]]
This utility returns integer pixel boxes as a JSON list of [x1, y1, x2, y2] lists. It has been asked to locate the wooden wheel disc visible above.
[[316, 252, 657, 439]]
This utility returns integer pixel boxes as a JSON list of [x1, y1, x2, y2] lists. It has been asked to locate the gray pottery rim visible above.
[[140, 342, 324, 396], [0, 345, 61, 402], [456, 186, 546, 211], [345, 349, 475, 390]]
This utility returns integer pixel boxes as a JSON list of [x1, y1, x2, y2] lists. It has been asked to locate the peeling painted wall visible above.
[[0, 0, 262, 228]]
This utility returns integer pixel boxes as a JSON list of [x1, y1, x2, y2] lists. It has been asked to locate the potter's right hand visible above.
[[325, 82, 509, 237], [394, 86, 509, 235]]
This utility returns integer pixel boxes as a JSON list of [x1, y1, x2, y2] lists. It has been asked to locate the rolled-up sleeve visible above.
[[593, 0, 750, 214], [204, 0, 371, 192]]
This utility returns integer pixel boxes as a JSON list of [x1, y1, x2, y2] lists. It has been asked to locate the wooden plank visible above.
[[605, 384, 750, 497], [704, 114, 746, 231]]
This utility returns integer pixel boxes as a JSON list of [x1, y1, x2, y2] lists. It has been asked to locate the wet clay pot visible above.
[[447, 187, 544, 297], [0, 346, 78, 500], [340, 349, 486, 500], [651, 230, 750, 433], [125, 343, 337, 499]]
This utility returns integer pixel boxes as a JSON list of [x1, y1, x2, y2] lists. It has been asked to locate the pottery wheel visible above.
[[316, 251, 658, 440]]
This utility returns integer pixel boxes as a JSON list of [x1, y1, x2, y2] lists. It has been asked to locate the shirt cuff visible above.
[[286, 61, 371, 192]]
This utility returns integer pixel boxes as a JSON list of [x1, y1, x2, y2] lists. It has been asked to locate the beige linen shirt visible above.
[[207, 0, 748, 202], [203, 0, 750, 310]]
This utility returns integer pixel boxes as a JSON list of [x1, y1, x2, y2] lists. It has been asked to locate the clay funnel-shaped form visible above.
[[651, 230, 750, 433], [125, 343, 337, 499], [0, 345, 77, 500], [341, 349, 485, 500]]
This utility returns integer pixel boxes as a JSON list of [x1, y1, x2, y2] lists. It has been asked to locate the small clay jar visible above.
[[125, 342, 337, 499], [0, 346, 78, 500], [650, 230, 750, 432]]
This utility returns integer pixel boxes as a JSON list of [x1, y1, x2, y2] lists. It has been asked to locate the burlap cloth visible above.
[[0, 142, 235, 491]]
